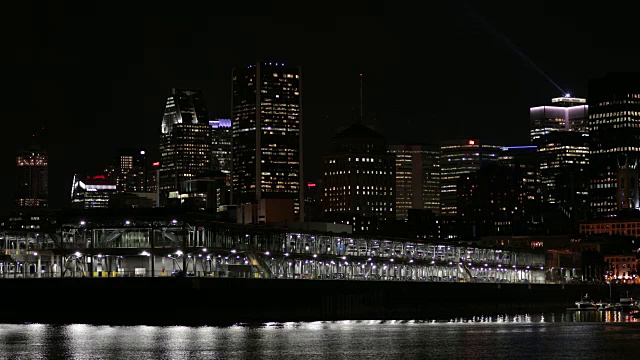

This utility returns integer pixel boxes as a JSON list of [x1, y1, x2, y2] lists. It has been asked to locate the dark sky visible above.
[[1, 1, 639, 209]]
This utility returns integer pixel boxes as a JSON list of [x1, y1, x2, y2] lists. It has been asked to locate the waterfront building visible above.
[[439, 139, 501, 217], [604, 254, 639, 283], [389, 144, 440, 220], [588, 73, 640, 218], [159, 89, 212, 205], [231, 62, 303, 220]]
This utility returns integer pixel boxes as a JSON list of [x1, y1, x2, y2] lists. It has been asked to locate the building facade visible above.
[[15, 147, 48, 208], [70, 175, 117, 209], [588, 73, 640, 219], [530, 96, 589, 207], [457, 164, 524, 237], [439, 139, 500, 216], [231, 62, 303, 219], [159, 89, 212, 204], [389, 144, 439, 220], [110, 149, 148, 193], [322, 123, 395, 232], [209, 118, 232, 176]]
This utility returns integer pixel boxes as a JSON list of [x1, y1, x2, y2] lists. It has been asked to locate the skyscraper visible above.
[[111, 149, 148, 192], [209, 118, 232, 176], [530, 96, 589, 207], [231, 62, 303, 219], [439, 140, 501, 216], [159, 89, 212, 204], [322, 123, 395, 232], [389, 144, 440, 220], [15, 146, 48, 208], [588, 73, 640, 218]]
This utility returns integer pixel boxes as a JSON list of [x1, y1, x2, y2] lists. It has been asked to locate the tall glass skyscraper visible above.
[[588, 73, 640, 218], [159, 89, 212, 204], [231, 62, 303, 219]]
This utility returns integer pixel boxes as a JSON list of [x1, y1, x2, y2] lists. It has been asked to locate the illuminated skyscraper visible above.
[[15, 147, 48, 208], [322, 123, 395, 232], [530, 96, 589, 208], [231, 62, 303, 219], [110, 149, 148, 192], [588, 73, 640, 218], [389, 144, 440, 220], [159, 89, 212, 204], [209, 118, 232, 176], [439, 140, 501, 216]]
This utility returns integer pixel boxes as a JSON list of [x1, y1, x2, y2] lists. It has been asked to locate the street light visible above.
[[80, 221, 86, 226]]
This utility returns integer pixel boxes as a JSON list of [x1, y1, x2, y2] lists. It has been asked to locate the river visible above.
[[0, 312, 639, 359]]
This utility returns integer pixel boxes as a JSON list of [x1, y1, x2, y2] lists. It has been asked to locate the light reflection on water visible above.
[[0, 313, 639, 359]]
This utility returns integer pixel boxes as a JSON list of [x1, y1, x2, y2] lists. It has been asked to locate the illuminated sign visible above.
[[92, 175, 106, 180], [468, 140, 475, 145], [308, 183, 316, 187], [153, 162, 160, 167]]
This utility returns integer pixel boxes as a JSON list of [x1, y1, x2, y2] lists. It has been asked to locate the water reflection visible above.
[[0, 314, 638, 359]]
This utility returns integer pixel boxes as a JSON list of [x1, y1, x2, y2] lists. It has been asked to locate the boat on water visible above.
[[575, 294, 596, 309], [595, 299, 616, 311], [617, 292, 638, 312]]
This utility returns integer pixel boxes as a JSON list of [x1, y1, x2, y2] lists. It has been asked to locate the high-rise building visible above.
[[111, 149, 148, 192], [389, 144, 440, 220], [15, 147, 48, 208], [209, 118, 232, 176], [304, 180, 323, 222], [530, 96, 589, 206], [439, 139, 501, 216], [457, 164, 524, 237], [231, 62, 303, 219], [159, 88, 212, 204], [322, 123, 395, 232], [70, 174, 117, 209], [498, 145, 541, 220], [588, 73, 640, 218]]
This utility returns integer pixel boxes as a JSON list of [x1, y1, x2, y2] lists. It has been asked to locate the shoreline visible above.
[[0, 277, 635, 326]]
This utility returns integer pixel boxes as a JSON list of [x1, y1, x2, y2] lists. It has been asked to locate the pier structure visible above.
[[0, 210, 557, 283]]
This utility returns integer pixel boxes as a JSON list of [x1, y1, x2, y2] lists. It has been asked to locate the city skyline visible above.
[[3, 4, 640, 209]]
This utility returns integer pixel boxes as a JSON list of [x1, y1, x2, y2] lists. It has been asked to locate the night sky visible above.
[[2, 1, 639, 209]]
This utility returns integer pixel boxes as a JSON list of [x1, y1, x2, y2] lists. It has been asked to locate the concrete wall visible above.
[[0, 278, 635, 325]]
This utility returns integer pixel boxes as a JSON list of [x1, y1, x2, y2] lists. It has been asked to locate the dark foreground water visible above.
[[1, 312, 639, 359]]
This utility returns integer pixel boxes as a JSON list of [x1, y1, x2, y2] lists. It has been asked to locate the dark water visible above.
[[1, 312, 640, 359]]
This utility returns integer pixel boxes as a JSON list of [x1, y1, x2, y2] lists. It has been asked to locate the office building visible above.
[[389, 144, 440, 220], [15, 146, 48, 208], [588, 73, 640, 218], [440, 139, 500, 216], [498, 145, 541, 223], [210, 118, 232, 176], [322, 123, 395, 232], [159, 88, 212, 204], [111, 149, 148, 193], [530, 96, 589, 207], [457, 164, 524, 237], [70, 174, 117, 209], [231, 62, 303, 219]]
